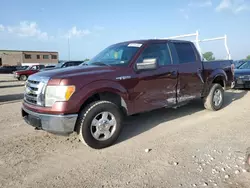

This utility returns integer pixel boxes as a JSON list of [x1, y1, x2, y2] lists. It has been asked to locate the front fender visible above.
[[72, 80, 132, 114]]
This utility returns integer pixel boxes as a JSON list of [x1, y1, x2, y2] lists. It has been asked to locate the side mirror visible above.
[[136, 58, 157, 71]]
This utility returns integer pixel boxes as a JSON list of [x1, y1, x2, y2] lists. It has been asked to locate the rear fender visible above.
[[203, 69, 227, 96]]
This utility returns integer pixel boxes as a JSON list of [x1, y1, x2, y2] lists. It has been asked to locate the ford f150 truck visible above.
[[21, 39, 234, 149], [14, 65, 45, 81]]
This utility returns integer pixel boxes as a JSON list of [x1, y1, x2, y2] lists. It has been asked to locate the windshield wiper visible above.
[[91, 62, 111, 66]]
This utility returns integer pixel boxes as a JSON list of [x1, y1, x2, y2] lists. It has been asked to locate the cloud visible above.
[[216, 0, 250, 13], [235, 3, 250, 13], [0, 24, 4, 31], [180, 0, 212, 20], [6, 21, 51, 40], [188, 0, 212, 7], [66, 26, 91, 38], [179, 8, 190, 20], [93, 25, 104, 31], [216, 0, 232, 11]]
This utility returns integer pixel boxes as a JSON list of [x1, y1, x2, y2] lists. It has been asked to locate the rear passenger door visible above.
[[171, 42, 204, 103]]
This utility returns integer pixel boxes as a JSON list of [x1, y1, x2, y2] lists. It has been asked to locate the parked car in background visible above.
[[0, 66, 18, 74], [16, 66, 29, 71], [233, 60, 246, 68], [233, 61, 250, 89], [14, 65, 45, 81], [40, 60, 84, 72], [21, 39, 234, 149], [45, 65, 56, 69]]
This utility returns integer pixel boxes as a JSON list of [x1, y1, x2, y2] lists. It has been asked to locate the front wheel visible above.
[[204, 83, 224, 111], [76, 101, 123, 149]]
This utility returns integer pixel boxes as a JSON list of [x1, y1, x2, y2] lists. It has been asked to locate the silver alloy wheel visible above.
[[213, 89, 222, 106], [90, 111, 117, 141]]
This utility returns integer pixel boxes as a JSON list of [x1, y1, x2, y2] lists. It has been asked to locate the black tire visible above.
[[76, 101, 123, 149], [204, 83, 224, 111], [20, 75, 27, 81]]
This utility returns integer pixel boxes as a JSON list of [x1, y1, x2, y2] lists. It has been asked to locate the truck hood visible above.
[[35, 65, 116, 80], [234, 69, 250, 75]]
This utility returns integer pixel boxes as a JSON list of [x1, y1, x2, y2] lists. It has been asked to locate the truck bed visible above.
[[202, 60, 234, 89]]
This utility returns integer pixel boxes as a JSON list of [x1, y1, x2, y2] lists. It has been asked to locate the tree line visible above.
[[202, 52, 250, 61]]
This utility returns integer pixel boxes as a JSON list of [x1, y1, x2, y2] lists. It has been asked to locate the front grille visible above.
[[24, 75, 49, 106]]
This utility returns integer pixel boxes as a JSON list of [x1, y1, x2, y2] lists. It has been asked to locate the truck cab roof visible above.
[[116, 39, 192, 45]]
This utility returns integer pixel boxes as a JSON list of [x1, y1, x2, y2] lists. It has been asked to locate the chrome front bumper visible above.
[[22, 107, 78, 135]]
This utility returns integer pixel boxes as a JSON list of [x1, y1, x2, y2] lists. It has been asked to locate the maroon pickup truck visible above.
[[21, 40, 234, 149], [14, 65, 45, 81]]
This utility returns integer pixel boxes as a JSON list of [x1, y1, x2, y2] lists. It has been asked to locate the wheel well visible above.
[[79, 92, 128, 115], [212, 76, 225, 88]]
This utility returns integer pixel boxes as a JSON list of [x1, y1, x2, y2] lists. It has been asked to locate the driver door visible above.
[[132, 42, 178, 113]]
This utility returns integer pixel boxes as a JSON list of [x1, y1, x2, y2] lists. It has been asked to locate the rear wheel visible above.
[[204, 83, 224, 111], [76, 101, 123, 149], [20, 75, 27, 81]]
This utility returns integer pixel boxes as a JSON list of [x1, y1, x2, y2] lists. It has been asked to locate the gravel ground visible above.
[[0, 74, 250, 188]]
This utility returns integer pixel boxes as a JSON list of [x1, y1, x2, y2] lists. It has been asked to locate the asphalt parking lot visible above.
[[0, 74, 250, 188]]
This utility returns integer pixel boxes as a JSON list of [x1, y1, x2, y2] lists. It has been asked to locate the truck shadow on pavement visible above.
[[0, 93, 24, 104], [118, 90, 248, 144]]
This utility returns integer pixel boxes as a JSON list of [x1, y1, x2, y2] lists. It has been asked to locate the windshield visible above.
[[238, 61, 250, 69], [88, 42, 142, 66]]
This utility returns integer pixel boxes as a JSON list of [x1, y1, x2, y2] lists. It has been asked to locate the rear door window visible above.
[[174, 43, 197, 64]]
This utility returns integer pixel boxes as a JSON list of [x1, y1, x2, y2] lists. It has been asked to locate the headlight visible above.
[[45, 85, 75, 107]]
